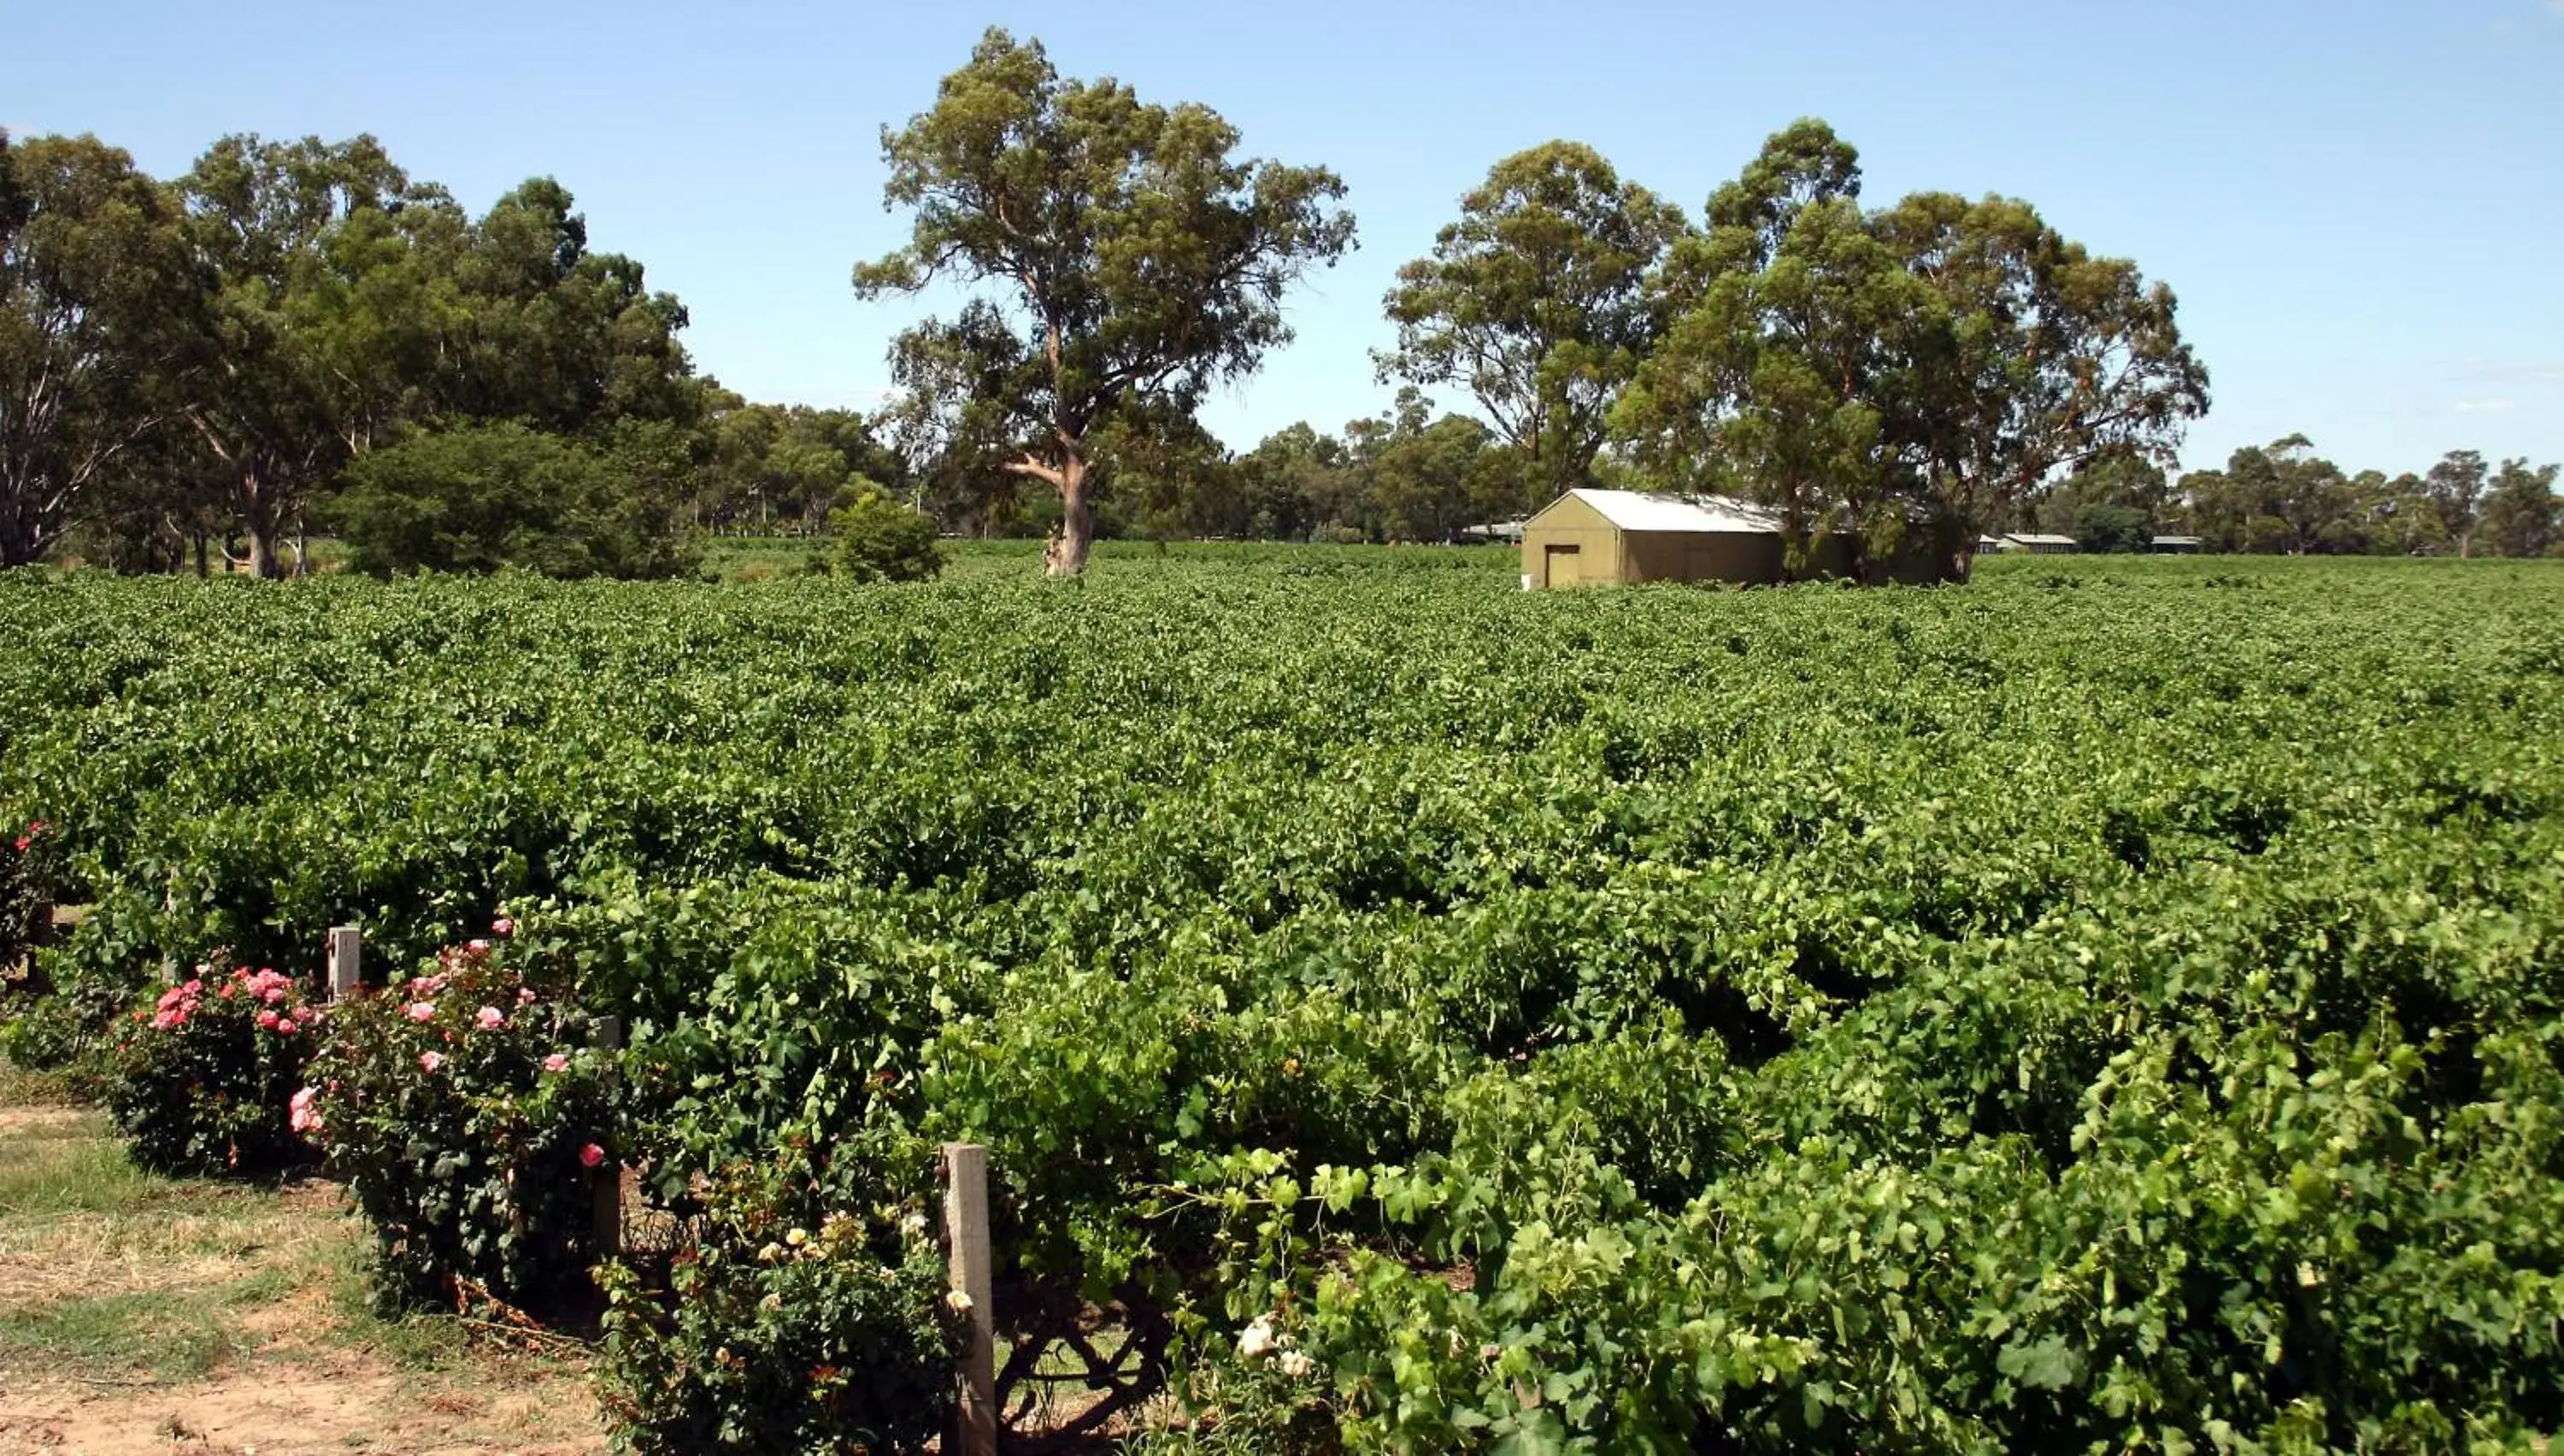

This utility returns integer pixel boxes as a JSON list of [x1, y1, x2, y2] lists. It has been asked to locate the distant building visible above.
[[1996, 533, 2080, 555], [1459, 520, 1526, 543], [1519, 490, 1950, 588], [2148, 535, 2202, 554]]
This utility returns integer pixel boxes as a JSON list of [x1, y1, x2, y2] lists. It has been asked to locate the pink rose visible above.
[[406, 1002, 437, 1022], [579, 1143, 606, 1169], [467, 939, 491, 953], [542, 1053, 570, 1074], [517, 988, 536, 1006], [491, 917, 515, 937], [274, 1017, 297, 1035], [289, 1087, 323, 1136], [256, 1009, 281, 1031], [419, 1051, 444, 1073], [474, 1006, 504, 1031]]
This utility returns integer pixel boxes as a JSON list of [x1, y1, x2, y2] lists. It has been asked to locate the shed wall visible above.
[[1520, 496, 1623, 587], [1621, 530, 1788, 585]]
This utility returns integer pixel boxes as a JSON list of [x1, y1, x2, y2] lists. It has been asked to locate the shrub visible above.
[[2073, 502, 2154, 554], [828, 486, 944, 583], [1, 816, 61, 979], [333, 422, 701, 581], [597, 1135, 961, 1455], [103, 959, 320, 1177], [303, 928, 620, 1311]]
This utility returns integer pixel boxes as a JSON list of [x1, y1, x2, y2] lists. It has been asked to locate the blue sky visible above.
[[12, 0, 2562, 476]]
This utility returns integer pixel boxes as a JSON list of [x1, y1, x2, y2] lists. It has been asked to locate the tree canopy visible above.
[[853, 28, 1356, 575], [1379, 141, 1685, 504], [1617, 120, 2209, 581]]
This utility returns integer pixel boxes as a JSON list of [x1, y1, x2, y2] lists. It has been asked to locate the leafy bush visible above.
[[597, 1136, 961, 1455], [103, 959, 320, 1177], [303, 928, 620, 1310], [1, 815, 64, 989], [334, 422, 701, 580], [828, 486, 944, 583], [2073, 502, 2154, 553]]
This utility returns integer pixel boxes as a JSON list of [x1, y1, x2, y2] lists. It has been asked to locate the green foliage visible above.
[[102, 960, 319, 1177], [8, 553, 2564, 1449], [303, 934, 619, 1310], [333, 421, 700, 580], [0, 132, 201, 568], [854, 27, 1356, 573], [2072, 502, 2152, 553], [826, 486, 944, 583], [1, 814, 60, 975], [596, 1137, 961, 1454], [1618, 120, 2209, 582], [1381, 140, 1688, 501]]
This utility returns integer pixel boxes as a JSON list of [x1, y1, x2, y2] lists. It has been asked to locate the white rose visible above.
[[1277, 1349, 1316, 1379], [1239, 1314, 1279, 1360]]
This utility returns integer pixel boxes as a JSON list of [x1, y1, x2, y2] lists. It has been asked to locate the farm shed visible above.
[[1520, 490, 1857, 588], [1997, 532, 2079, 555], [2149, 535, 2202, 554]]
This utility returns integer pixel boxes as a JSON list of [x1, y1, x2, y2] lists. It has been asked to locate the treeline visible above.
[[0, 129, 904, 576], [13, 31, 2554, 579], [849, 32, 2214, 579], [2161, 438, 2559, 558]]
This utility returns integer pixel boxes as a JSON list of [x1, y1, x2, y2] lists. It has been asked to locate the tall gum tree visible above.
[[1614, 121, 1904, 576], [1379, 141, 1686, 505], [1618, 120, 2206, 583], [0, 131, 202, 568], [853, 29, 1355, 576], [178, 133, 464, 578], [1875, 189, 2208, 578]]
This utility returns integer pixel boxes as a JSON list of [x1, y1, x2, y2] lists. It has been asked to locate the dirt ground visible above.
[[0, 1075, 603, 1455]]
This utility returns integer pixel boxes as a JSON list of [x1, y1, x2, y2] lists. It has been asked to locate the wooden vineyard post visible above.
[[325, 925, 363, 1001], [944, 1142, 997, 1456], [591, 1016, 624, 1254]]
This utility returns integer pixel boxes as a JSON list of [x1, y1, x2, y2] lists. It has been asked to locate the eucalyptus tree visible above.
[[1874, 189, 2208, 577], [2479, 458, 2561, 559], [2424, 449, 2489, 558], [1380, 141, 1686, 503], [176, 133, 467, 577], [1617, 120, 2207, 582], [1614, 122, 1916, 577], [448, 178, 703, 439], [0, 131, 202, 567], [854, 28, 1355, 575]]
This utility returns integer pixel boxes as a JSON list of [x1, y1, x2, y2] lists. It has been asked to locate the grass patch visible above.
[[0, 1123, 158, 1215], [0, 1058, 77, 1107], [0, 1285, 248, 1380]]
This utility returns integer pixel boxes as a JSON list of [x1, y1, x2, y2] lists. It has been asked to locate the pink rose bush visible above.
[[301, 933, 620, 1311], [106, 956, 321, 1177], [0, 815, 63, 982]]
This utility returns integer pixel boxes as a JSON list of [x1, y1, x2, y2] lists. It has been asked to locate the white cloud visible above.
[[2454, 398, 2517, 414]]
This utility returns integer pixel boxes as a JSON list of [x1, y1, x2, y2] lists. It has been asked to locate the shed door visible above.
[[1544, 543, 1583, 587]]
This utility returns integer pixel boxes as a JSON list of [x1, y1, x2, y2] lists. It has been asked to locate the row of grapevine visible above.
[[3, 550, 2561, 1451]]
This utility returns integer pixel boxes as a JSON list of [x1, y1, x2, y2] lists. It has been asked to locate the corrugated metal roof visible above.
[[2002, 533, 2079, 547], [1567, 490, 1787, 535]]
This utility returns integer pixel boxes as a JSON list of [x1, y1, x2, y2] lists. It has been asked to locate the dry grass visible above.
[[0, 1066, 603, 1454]]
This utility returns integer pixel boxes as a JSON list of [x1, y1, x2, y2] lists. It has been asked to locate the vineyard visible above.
[[3, 547, 2562, 1452]]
